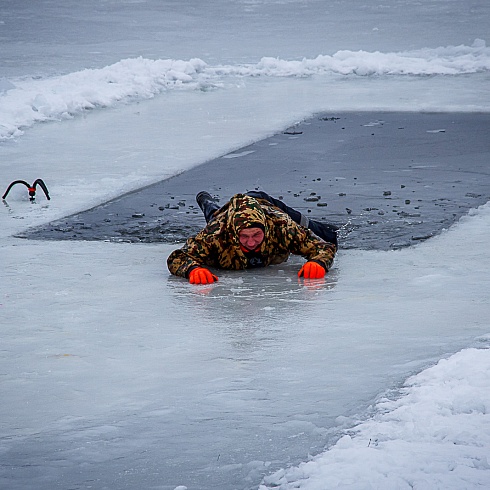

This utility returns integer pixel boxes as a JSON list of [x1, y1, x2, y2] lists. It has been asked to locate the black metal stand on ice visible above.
[[2, 179, 51, 202]]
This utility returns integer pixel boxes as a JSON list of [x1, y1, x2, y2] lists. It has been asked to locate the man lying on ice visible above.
[[167, 191, 338, 284]]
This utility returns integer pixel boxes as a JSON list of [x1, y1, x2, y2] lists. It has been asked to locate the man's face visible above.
[[238, 227, 265, 251]]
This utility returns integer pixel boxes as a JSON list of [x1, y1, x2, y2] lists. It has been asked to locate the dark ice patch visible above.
[[18, 112, 490, 250]]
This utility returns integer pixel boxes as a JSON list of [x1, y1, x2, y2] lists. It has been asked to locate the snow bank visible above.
[[1, 40, 488, 140], [0, 58, 209, 140], [260, 345, 490, 490], [218, 39, 490, 77]]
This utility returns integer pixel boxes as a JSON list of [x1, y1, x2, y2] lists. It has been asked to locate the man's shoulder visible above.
[[257, 200, 289, 219], [264, 208, 300, 234], [195, 216, 229, 242]]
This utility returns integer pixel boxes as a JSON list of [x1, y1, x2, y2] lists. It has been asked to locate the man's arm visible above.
[[286, 221, 336, 272], [167, 233, 216, 278]]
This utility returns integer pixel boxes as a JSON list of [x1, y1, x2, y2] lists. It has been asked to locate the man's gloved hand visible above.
[[189, 267, 218, 284], [298, 261, 326, 279]]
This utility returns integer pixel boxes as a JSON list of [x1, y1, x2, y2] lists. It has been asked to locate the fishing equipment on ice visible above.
[[2, 178, 51, 201]]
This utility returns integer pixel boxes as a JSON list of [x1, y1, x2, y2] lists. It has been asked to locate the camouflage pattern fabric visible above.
[[167, 193, 336, 278]]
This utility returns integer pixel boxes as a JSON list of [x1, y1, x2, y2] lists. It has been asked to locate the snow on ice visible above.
[[1, 40, 490, 141], [261, 347, 490, 489]]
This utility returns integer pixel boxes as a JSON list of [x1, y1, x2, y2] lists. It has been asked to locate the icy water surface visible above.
[[19, 112, 490, 250]]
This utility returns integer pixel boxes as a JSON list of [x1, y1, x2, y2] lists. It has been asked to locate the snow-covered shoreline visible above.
[[261, 345, 490, 490]]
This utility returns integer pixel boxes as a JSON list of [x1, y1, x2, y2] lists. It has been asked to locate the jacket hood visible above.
[[227, 194, 268, 236]]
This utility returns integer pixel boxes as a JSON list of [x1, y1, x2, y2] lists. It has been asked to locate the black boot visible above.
[[196, 191, 220, 223]]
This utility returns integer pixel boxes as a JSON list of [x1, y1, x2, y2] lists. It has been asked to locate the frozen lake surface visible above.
[[2, 204, 490, 489], [1, 1, 490, 489]]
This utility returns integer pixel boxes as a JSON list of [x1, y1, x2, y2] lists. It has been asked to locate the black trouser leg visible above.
[[246, 190, 338, 248], [307, 219, 338, 249], [196, 191, 221, 223], [202, 201, 220, 223]]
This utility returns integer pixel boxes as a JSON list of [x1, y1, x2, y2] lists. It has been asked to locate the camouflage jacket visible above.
[[167, 193, 336, 278]]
